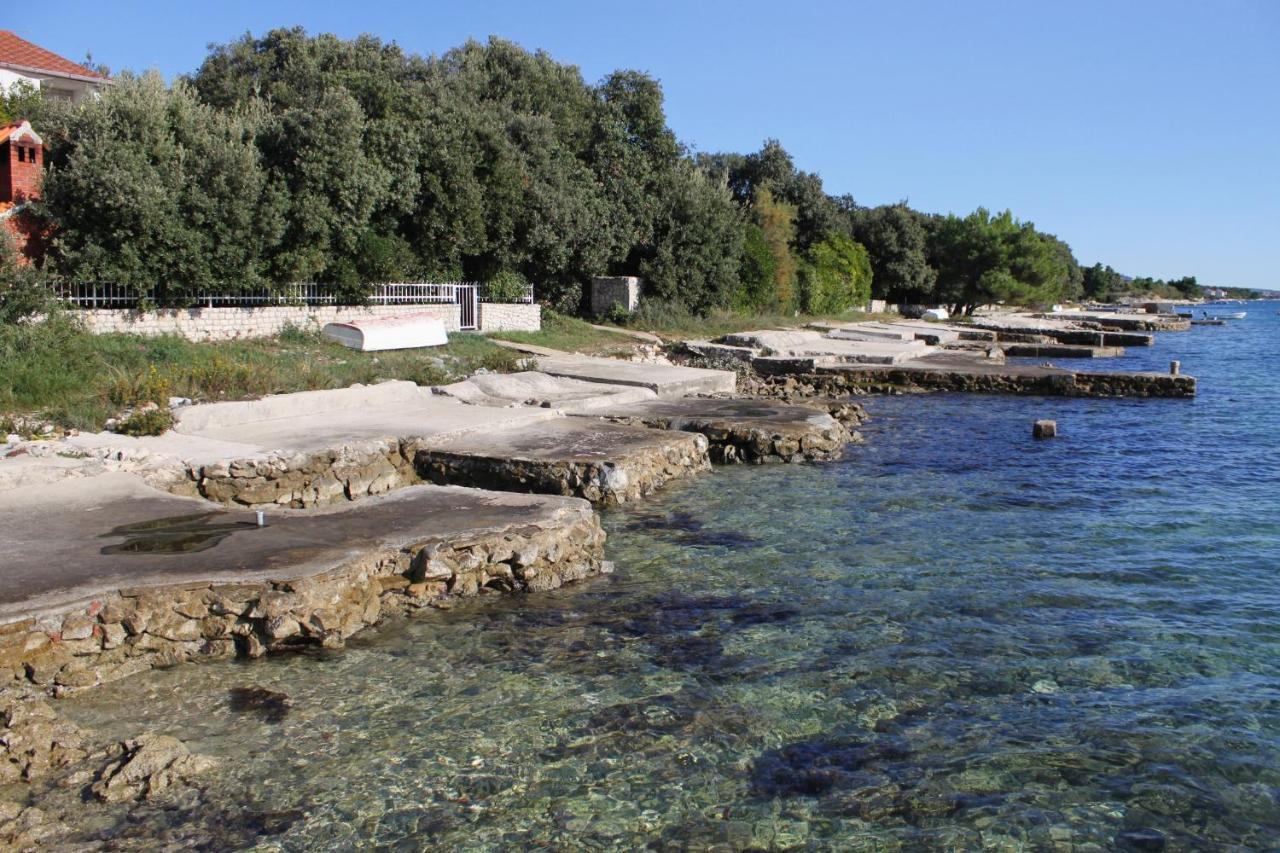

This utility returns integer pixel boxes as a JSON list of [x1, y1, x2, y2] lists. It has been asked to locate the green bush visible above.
[[278, 322, 322, 344], [626, 298, 697, 329], [106, 364, 171, 408], [485, 270, 530, 302], [115, 407, 174, 436], [798, 234, 873, 314]]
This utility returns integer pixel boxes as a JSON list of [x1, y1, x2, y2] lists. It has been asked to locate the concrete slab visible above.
[[720, 330, 825, 349], [434, 371, 657, 412], [534, 355, 735, 398], [778, 338, 932, 365], [173, 382, 562, 458], [415, 417, 710, 504], [823, 324, 918, 342], [714, 328, 930, 364], [0, 473, 593, 623], [883, 322, 963, 344]]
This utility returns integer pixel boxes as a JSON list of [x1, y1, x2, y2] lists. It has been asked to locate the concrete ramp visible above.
[[884, 322, 963, 344], [534, 355, 735, 398]]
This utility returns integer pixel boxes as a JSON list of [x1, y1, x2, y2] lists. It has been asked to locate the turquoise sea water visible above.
[[58, 303, 1280, 849]]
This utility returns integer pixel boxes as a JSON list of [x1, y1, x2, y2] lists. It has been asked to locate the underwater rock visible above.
[[91, 733, 218, 803], [1116, 827, 1167, 851]]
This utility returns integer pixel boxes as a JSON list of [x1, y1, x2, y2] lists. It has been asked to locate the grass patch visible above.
[[0, 314, 525, 432], [488, 309, 638, 354]]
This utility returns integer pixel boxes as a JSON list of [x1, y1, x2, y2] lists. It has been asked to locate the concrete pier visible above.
[[0, 474, 605, 689]]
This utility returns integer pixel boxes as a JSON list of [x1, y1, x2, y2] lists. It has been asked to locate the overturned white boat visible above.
[[322, 313, 449, 351]]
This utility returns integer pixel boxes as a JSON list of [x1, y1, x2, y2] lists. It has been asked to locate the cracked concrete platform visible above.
[[0, 472, 593, 623]]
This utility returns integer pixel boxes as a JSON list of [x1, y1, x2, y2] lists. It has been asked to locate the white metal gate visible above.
[[456, 284, 479, 330]]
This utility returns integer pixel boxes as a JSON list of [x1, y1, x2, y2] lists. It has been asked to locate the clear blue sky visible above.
[[9, 0, 1279, 288]]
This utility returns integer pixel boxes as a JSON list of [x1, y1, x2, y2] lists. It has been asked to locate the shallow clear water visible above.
[[59, 304, 1280, 850]]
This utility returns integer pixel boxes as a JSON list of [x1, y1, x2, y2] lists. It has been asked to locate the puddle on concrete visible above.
[[99, 512, 259, 555]]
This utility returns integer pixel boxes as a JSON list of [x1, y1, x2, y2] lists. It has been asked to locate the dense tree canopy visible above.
[[15, 27, 1204, 314], [846, 204, 937, 304]]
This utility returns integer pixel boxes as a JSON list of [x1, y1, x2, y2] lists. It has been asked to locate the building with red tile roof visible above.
[[0, 30, 107, 103]]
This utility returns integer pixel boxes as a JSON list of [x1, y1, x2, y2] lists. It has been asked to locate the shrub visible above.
[[627, 298, 697, 329], [798, 234, 873, 314], [179, 355, 272, 400], [278, 322, 321, 344], [106, 364, 171, 408], [0, 235, 57, 323], [475, 347, 522, 373], [485, 270, 530, 303], [115, 406, 174, 436]]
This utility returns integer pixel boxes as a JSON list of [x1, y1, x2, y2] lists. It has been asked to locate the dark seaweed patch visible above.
[[677, 529, 761, 549], [621, 510, 703, 533], [228, 686, 293, 723], [751, 734, 912, 798]]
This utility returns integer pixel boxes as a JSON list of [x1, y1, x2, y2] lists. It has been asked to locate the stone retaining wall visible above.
[[0, 505, 605, 698], [72, 302, 541, 341], [181, 439, 418, 508], [479, 302, 541, 332]]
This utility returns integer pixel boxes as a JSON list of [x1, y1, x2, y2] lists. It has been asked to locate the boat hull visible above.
[[322, 313, 450, 351]]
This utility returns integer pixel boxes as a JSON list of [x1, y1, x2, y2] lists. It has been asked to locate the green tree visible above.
[[753, 188, 799, 309], [1082, 263, 1123, 300], [798, 234, 873, 314], [847, 203, 937, 304], [701, 139, 840, 251], [930, 208, 1071, 314], [39, 73, 286, 298], [735, 222, 777, 312], [0, 79, 42, 125], [636, 163, 744, 313]]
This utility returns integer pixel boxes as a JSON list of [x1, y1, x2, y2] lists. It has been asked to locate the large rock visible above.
[[91, 733, 218, 803]]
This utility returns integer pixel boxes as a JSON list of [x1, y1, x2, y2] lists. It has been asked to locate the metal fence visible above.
[[57, 281, 535, 309]]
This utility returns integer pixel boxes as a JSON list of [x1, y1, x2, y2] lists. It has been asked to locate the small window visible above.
[[28, 147, 36, 164], [15, 146, 24, 163]]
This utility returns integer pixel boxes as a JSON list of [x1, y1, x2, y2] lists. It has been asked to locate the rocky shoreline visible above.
[[0, 485, 607, 849]]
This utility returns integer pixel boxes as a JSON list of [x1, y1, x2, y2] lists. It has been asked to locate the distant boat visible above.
[[1199, 310, 1247, 320]]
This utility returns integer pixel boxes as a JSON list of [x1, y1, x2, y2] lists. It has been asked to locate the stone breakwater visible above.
[[738, 364, 1196, 399]]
